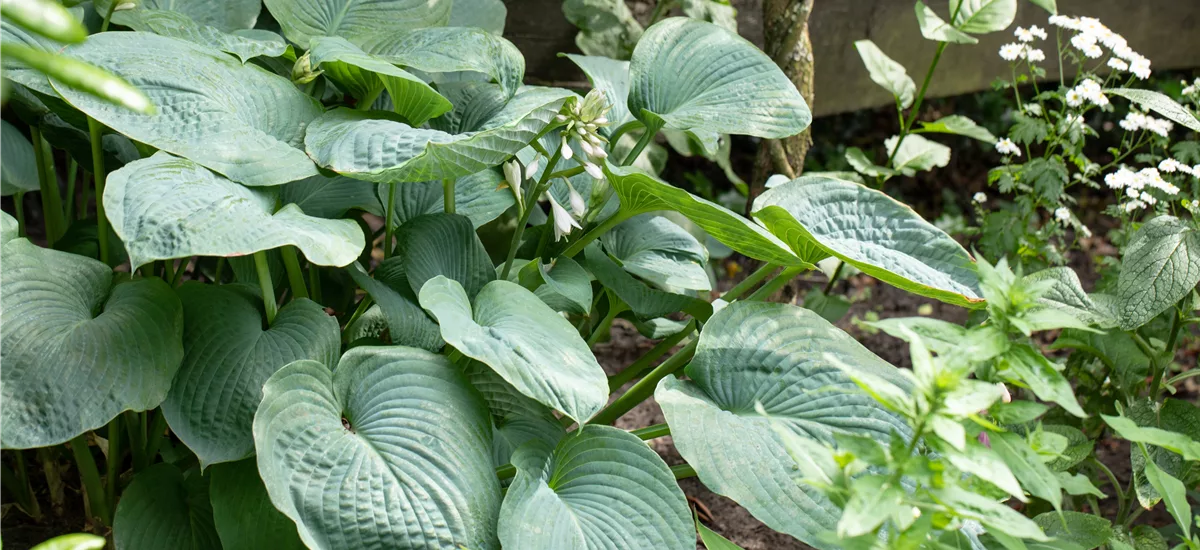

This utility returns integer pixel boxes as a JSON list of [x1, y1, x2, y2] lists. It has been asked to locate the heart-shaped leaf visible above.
[[97, 0, 262, 31], [627, 17, 810, 138], [112, 463, 219, 550], [380, 169, 515, 229], [853, 40, 916, 109], [753, 176, 983, 307], [346, 259, 443, 350], [499, 425, 693, 550], [887, 134, 951, 175], [519, 256, 594, 316], [263, 0, 450, 48], [602, 213, 711, 292], [161, 283, 340, 468], [397, 213, 495, 300], [110, 10, 288, 64], [1, 120, 39, 196], [604, 164, 801, 266], [950, 0, 1017, 34], [915, 2, 978, 44], [254, 347, 500, 550], [419, 276, 609, 424], [656, 301, 911, 546], [463, 361, 564, 467], [54, 32, 322, 186], [282, 173, 383, 219], [309, 36, 451, 126], [105, 153, 364, 270], [361, 27, 525, 99], [1116, 216, 1200, 329], [1, 239, 183, 449], [210, 459, 305, 550], [305, 86, 571, 183]]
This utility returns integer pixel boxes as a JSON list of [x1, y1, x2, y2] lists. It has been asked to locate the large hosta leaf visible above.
[[656, 301, 911, 547], [113, 464, 219, 550], [162, 283, 339, 469], [105, 154, 364, 270], [397, 213, 495, 300], [1, 239, 183, 449], [98, 0, 262, 31], [450, 0, 506, 34], [308, 36, 451, 126], [110, 9, 288, 64], [585, 243, 711, 320], [379, 168, 515, 228], [603, 213, 711, 292], [346, 260, 443, 351], [753, 176, 983, 307], [604, 164, 801, 266], [1, 120, 39, 196], [53, 32, 322, 186], [419, 276, 608, 424], [361, 27, 525, 99], [263, 0, 450, 48], [305, 87, 571, 183], [254, 347, 500, 550], [499, 425, 693, 550], [282, 173, 383, 218], [1115, 215, 1200, 330], [209, 459, 305, 550], [464, 361, 564, 467], [627, 18, 810, 138]]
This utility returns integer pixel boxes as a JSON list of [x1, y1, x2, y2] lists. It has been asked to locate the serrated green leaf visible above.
[[950, 0, 1017, 34], [918, 115, 996, 142], [1025, 267, 1117, 328], [253, 347, 500, 550], [378, 168, 514, 229], [1, 120, 39, 196], [345, 259, 443, 350], [499, 425, 692, 549], [263, 0, 450, 48], [1108, 88, 1200, 133], [628, 17, 810, 138], [110, 9, 287, 64], [112, 464, 219, 550], [97, 0, 262, 32], [602, 214, 710, 292], [361, 27, 524, 99], [209, 459, 305, 550], [54, 32, 322, 186], [1115, 215, 1200, 330], [105, 153, 364, 270], [915, 1, 978, 44], [853, 40, 916, 109]]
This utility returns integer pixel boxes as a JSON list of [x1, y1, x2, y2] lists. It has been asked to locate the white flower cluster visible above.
[[556, 89, 613, 180], [1065, 79, 1108, 108], [1049, 15, 1150, 78], [1118, 111, 1174, 137], [1014, 25, 1048, 42], [1104, 165, 1186, 211], [973, 192, 987, 204], [1000, 26, 1048, 62], [504, 154, 590, 242], [1182, 78, 1200, 97], [995, 138, 1021, 156]]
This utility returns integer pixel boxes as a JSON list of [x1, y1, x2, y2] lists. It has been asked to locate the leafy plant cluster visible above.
[[0, 1, 1197, 550]]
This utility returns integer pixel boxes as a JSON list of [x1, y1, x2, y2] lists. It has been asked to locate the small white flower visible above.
[[1065, 89, 1084, 107], [1130, 56, 1151, 79], [1082, 44, 1103, 59], [1113, 43, 1136, 61], [911, 507, 922, 519], [583, 162, 604, 179], [1105, 168, 1136, 189], [560, 140, 574, 160], [973, 192, 987, 203], [1159, 158, 1183, 173], [995, 138, 1021, 156], [1145, 117, 1173, 137], [545, 192, 581, 241], [1030, 25, 1048, 40], [1124, 200, 1146, 212], [1070, 32, 1096, 50], [1108, 58, 1128, 71], [1054, 207, 1071, 223], [1024, 48, 1046, 63], [1049, 15, 1078, 29], [1126, 186, 1140, 198], [1119, 112, 1146, 131], [1015, 27, 1035, 42], [1072, 79, 1109, 107], [999, 43, 1024, 61], [1184, 85, 1197, 96], [565, 181, 587, 217], [1140, 191, 1158, 205]]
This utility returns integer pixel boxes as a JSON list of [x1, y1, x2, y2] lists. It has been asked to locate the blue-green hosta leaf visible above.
[[918, 115, 996, 142], [209, 459, 305, 550], [563, 53, 634, 132], [54, 32, 322, 186], [464, 361, 564, 467], [605, 164, 801, 266], [562, 0, 643, 59], [419, 276, 609, 424], [1115, 215, 1200, 330], [449, 0, 506, 34], [161, 283, 340, 469], [585, 243, 711, 320], [754, 176, 983, 307], [309, 36, 451, 126], [105, 154, 364, 270], [397, 213, 495, 300], [853, 40, 916, 109], [1108, 88, 1200, 133], [950, 0, 1017, 34], [681, 0, 737, 32], [361, 27, 524, 99], [97, 0, 262, 31], [262, 0, 450, 48], [499, 425, 693, 550], [282, 173, 383, 218], [1, 19, 66, 95], [914, 1, 978, 44], [887, 134, 951, 175], [530, 256, 594, 315], [656, 301, 911, 547], [1, 212, 18, 244], [1, 120, 39, 195], [627, 18, 810, 138], [346, 259, 443, 351], [1, 239, 183, 449], [602, 213, 711, 292], [305, 87, 571, 183], [110, 9, 287, 63], [253, 347, 500, 550], [112, 463, 220, 550], [379, 168, 515, 229]]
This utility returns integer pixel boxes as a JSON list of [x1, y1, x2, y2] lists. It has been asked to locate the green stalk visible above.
[[143, 410, 169, 464], [607, 320, 696, 391], [5, 451, 42, 519], [1149, 305, 1184, 398], [308, 264, 323, 303], [443, 178, 456, 214], [253, 251, 278, 324], [631, 423, 670, 440], [30, 126, 65, 246], [213, 257, 227, 284], [822, 261, 845, 294], [384, 183, 397, 259], [169, 257, 189, 287], [100, 0, 117, 32], [104, 416, 122, 513], [886, 41, 949, 168], [65, 159, 77, 221], [87, 117, 110, 265], [14, 191, 26, 237], [344, 294, 374, 330], [162, 258, 176, 284], [590, 339, 697, 426], [586, 293, 625, 346], [621, 121, 663, 166], [79, 170, 91, 220], [670, 463, 697, 480], [69, 434, 111, 526], [123, 411, 147, 472], [746, 265, 806, 302], [280, 246, 309, 301], [500, 150, 563, 280], [723, 263, 778, 301]]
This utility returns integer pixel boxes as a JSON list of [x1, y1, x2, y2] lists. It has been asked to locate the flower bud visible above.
[[560, 140, 574, 160], [291, 51, 323, 84], [584, 162, 604, 180]]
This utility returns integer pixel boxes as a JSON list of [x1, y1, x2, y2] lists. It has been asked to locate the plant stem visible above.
[[344, 294, 374, 330], [587, 293, 624, 346], [280, 246, 309, 300], [104, 416, 122, 514], [79, 170, 92, 220], [746, 265, 806, 302], [590, 340, 698, 426], [822, 261, 845, 294], [671, 463, 697, 480], [384, 183, 397, 259], [162, 258, 176, 284], [608, 320, 696, 391], [560, 209, 633, 259], [65, 159, 77, 220], [14, 191, 26, 237], [123, 411, 147, 472], [143, 410, 168, 464], [213, 257, 226, 283], [87, 117, 110, 265], [500, 150, 563, 280], [1088, 457, 1124, 519], [621, 122, 663, 166], [886, 41, 949, 168], [31, 126, 65, 247], [100, 0, 117, 32], [253, 251, 277, 324], [69, 434, 111, 526], [6, 451, 42, 519], [1149, 302, 1185, 398], [632, 423, 670, 440], [308, 264, 322, 303], [722, 263, 777, 301], [443, 178, 456, 214], [169, 257, 189, 287]]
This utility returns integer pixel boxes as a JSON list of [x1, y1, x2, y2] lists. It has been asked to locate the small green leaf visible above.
[[845, 147, 898, 178], [999, 344, 1086, 418], [696, 515, 745, 550], [991, 432, 1063, 512], [839, 476, 905, 538], [1056, 472, 1105, 498], [1102, 414, 1200, 461], [449, 0, 507, 34], [602, 214, 710, 292], [112, 464, 220, 550], [887, 134, 951, 175], [853, 40, 916, 109], [526, 257, 593, 316], [918, 115, 996, 142], [282, 174, 383, 219], [950, 0, 1018, 34], [914, 1, 978, 44], [1139, 446, 1191, 541], [4, 43, 154, 114], [942, 440, 1027, 502], [1115, 215, 1200, 330], [1028, 0, 1057, 14], [1, 120, 40, 196]]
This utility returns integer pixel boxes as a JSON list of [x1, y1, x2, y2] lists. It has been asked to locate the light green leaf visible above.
[[1042, 424, 1092, 471], [1056, 472, 1105, 498], [1, 239, 183, 449], [999, 344, 1086, 418], [499, 425, 693, 550], [697, 515, 745, 550], [282, 174, 383, 218], [605, 164, 801, 266], [1115, 215, 1200, 330], [887, 134, 951, 175], [105, 153, 364, 270], [161, 283, 339, 469], [1028, 0, 1056, 14], [209, 459, 305, 550], [628, 17, 810, 138], [253, 347, 500, 550], [1108, 88, 1200, 133], [419, 276, 608, 424], [1033, 511, 1112, 550], [1025, 267, 1117, 328], [54, 32, 322, 186], [1, 120, 40, 195], [942, 440, 1027, 501], [262, 0, 450, 48], [346, 259, 443, 351], [931, 486, 1048, 541], [378, 168, 515, 229], [1103, 414, 1200, 461], [950, 0, 1018, 34], [463, 361, 564, 467], [866, 317, 966, 353], [112, 464, 220, 550], [97, 0, 262, 31], [449, 0, 506, 34], [844, 147, 898, 178], [308, 36, 451, 126], [753, 176, 983, 307], [361, 27, 525, 99], [991, 431, 1063, 511], [30, 533, 106, 550], [915, 1, 978, 44], [853, 40, 916, 109], [563, 53, 634, 131], [397, 213, 495, 300], [918, 115, 996, 142], [585, 243, 711, 320], [656, 301, 911, 546], [110, 9, 287, 64], [1139, 447, 1191, 541], [305, 86, 571, 183], [602, 214, 711, 292]]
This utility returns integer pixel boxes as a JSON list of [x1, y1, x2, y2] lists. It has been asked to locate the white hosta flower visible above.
[[561, 139, 574, 160], [1030, 25, 1048, 40], [525, 156, 540, 180], [583, 161, 604, 179], [565, 181, 587, 217], [995, 138, 1021, 156], [973, 192, 987, 203], [578, 139, 595, 158], [1015, 27, 1035, 42], [503, 159, 523, 191], [1145, 117, 1173, 137], [1054, 207, 1071, 223], [1024, 48, 1046, 63], [1065, 89, 1083, 107], [999, 43, 1024, 61], [589, 146, 608, 160], [1107, 58, 1128, 71], [545, 192, 581, 241]]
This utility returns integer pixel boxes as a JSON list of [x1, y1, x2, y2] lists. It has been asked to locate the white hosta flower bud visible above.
[[566, 181, 587, 217], [594, 116, 608, 125], [561, 140, 574, 160], [556, 114, 568, 122], [583, 162, 604, 180], [578, 139, 596, 158], [590, 146, 608, 160], [114, 1, 138, 10], [546, 193, 581, 241], [525, 156, 540, 180], [291, 51, 323, 84]]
